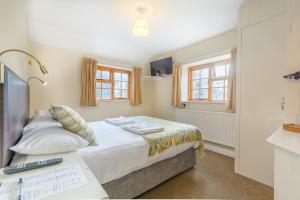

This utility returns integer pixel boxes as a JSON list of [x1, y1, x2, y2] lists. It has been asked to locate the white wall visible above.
[[150, 29, 237, 120], [29, 30, 237, 122], [29, 43, 155, 121], [0, 0, 30, 80], [236, 0, 300, 187]]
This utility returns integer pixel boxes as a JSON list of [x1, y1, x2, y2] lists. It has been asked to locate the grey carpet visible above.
[[138, 150, 273, 200]]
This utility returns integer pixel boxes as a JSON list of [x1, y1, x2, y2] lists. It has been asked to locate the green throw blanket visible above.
[[130, 116, 205, 157]]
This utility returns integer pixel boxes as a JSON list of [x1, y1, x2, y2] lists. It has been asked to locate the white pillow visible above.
[[11, 126, 89, 155], [34, 109, 49, 116], [23, 115, 61, 133]]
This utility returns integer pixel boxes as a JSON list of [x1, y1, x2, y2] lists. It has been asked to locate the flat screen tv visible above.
[[150, 57, 173, 76]]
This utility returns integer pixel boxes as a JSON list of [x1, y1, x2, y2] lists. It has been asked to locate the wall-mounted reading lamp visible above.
[[27, 76, 47, 86], [0, 49, 49, 74]]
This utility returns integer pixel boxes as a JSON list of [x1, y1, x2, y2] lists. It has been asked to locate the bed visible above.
[[0, 64, 203, 199]]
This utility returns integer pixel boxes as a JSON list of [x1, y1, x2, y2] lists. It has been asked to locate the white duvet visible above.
[[81, 121, 199, 184], [12, 121, 199, 184]]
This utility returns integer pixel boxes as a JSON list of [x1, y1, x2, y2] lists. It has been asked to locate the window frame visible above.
[[188, 59, 230, 102], [96, 66, 131, 101]]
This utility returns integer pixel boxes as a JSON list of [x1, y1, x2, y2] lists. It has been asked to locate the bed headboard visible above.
[[0, 64, 29, 167]]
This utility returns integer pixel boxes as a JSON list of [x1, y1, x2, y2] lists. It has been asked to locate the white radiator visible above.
[[175, 109, 236, 148]]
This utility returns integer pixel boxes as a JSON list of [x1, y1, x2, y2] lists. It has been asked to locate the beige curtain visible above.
[[172, 63, 183, 108], [130, 67, 142, 106], [80, 57, 97, 106], [226, 48, 237, 111]]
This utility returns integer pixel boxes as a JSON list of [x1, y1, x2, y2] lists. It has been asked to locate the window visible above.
[[96, 66, 131, 100], [188, 59, 230, 102]]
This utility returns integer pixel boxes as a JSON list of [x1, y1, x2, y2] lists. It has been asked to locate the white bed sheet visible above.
[[80, 121, 199, 184], [11, 121, 199, 184]]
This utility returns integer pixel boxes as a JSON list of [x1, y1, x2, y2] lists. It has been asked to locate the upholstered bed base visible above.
[[102, 148, 196, 199]]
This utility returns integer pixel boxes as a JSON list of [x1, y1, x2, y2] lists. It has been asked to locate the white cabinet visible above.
[[268, 128, 300, 200], [239, 13, 288, 186], [241, 0, 260, 28], [236, 0, 300, 187], [241, 0, 288, 28]]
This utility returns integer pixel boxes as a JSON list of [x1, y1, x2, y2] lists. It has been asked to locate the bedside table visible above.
[[0, 152, 108, 200]]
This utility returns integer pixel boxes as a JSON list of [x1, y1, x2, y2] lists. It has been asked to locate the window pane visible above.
[[192, 80, 200, 89], [200, 68, 209, 78], [114, 72, 122, 81], [96, 71, 101, 80], [192, 70, 200, 79], [96, 82, 101, 89], [96, 89, 101, 99], [102, 71, 110, 80], [200, 89, 208, 99], [102, 83, 111, 89], [192, 90, 200, 99], [212, 80, 224, 88], [102, 89, 111, 99], [212, 88, 224, 101], [114, 81, 121, 89], [214, 65, 226, 78], [122, 73, 128, 81], [114, 89, 121, 98], [122, 82, 128, 89], [201, 79, 209, 88], [122, 90, 128, 98]]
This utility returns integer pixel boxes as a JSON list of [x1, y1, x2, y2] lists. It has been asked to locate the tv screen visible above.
[[150, 57, 173, 76]]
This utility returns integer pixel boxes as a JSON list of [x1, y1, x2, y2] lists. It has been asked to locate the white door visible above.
[[239, 14, 288, 186]]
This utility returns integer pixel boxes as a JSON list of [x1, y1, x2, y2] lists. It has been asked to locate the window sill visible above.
[[182, 101, 227, 104]]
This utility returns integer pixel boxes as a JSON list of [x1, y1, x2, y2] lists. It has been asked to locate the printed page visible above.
[[0, 164, 88, 200]]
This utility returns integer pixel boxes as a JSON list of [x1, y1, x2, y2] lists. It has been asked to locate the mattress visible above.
[[11, 120, 199, 184]]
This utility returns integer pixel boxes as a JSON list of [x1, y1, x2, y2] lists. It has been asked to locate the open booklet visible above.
[[0, 164, 88, 200]]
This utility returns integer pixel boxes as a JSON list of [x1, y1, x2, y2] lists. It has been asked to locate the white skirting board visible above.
[[204, 142, 235, 158]]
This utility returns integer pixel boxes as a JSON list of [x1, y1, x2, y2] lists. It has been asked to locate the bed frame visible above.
[[102, 148, 196, 199], [0, 64, 196, 199]]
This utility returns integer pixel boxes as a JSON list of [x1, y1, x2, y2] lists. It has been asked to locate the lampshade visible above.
[[132, 18, 150, 37]]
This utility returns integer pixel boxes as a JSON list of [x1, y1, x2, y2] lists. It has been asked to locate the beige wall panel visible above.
[[0, 0, 30, 80], [150, 30, 237, 120], [29, 43, 155, 121], [241, 0, 260, 28]]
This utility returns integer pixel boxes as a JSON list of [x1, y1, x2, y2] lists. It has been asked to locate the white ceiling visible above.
[[26, 0, 245, 64]]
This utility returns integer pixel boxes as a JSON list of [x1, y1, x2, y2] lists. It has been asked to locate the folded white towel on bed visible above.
[[122, 123, 164, 135], [105, 117, 136, 125]]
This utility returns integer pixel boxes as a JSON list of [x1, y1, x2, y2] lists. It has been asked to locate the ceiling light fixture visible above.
[[132, 7, 150, 37]]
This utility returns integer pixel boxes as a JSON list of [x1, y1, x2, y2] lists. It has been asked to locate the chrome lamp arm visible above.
[[0, 49, 48, 74]]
